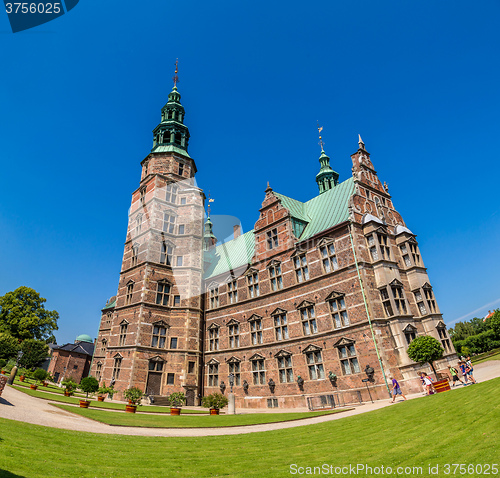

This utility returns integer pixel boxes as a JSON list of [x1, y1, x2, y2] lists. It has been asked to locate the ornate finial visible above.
[[383, 181, 389, 193], [207, 192, 214, 216], [172, 58, 179, 88], [317, 122, 324, 151], [265, 181, 273, 193]]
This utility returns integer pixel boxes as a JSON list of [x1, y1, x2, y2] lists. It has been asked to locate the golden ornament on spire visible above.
[[317, 122, 324, 151], [173, 58, 179, 87]]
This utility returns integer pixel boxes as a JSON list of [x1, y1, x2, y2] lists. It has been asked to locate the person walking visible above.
[[420, 372, 435, 395], [465, 357, 477, 384], [458, 361, 469, 385], [448, 365, 464, 386], [390, 376, 407, 403]]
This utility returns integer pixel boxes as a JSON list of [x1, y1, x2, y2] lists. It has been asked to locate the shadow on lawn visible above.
[[0, 470, 27, 477], [0, 397, 14, 406]]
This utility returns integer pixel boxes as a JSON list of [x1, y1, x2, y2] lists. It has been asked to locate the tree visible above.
[[407, 335, 444, 376], [490, 310, 500, 338], [19, 339, 49, 369], [0, 286, 59, 341], [79, 376, 99, 400], [0, 333, 19, 360]]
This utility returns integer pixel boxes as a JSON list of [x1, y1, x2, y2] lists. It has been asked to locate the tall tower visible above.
[[91, 64, 205, 404]]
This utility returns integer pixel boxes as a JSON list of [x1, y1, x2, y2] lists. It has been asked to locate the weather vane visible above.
[[317, 122, 324, 151], [207, 192, 215, 216], [173, 58, 179, 87]]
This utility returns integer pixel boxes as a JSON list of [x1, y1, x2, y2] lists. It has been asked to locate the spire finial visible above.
[[317, 121, 324, 151], [358, 134, 365, 150], [207, 192, 214, 217], [172, 58, 179, 88]]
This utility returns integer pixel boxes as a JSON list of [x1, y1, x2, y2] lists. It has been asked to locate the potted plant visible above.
[[168, 391, 186, 415], [202, 393, 228, 415], [18, 367, 29, 382], [31, 368, 49, 390], [123, 387, 144, 413], [97, 382, 113, 402], [78, 376, 99, 408], [62, 377, 77, 396]]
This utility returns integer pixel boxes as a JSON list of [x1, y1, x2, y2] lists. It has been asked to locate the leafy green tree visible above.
[[0, 286, 59, 341], [19, 339, 49, 369], [0, 333, 19, 360], [407, 335, 444, 376], [79, 376, 99, 400], [490, 310, 500, 338]]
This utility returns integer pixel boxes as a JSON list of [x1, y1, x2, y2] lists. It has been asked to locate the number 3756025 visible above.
[[5, 3, 62, 14]]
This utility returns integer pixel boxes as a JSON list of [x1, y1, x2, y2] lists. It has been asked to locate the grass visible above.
[[0, 377, 499, 478], [52, 404, 342, 427], [9, 385, 207, 414], [13, 378, 87, 397], [472, 348, 500, 365]]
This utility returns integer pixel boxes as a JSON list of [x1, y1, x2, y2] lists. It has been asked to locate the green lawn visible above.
[[472, 349, 500, 365], [53, 404, 342, 427], [13, 378, 87, 397], [9, 385, 207, 414], [0, 378, 499, 478]]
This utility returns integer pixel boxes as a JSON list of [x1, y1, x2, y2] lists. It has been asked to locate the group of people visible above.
[[389, 356, 477, 401]]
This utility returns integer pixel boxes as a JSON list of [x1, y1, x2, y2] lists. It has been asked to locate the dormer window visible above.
[[267, 228, 278, 249]]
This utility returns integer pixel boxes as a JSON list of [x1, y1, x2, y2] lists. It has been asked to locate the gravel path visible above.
[[1, 360, 498, 438]]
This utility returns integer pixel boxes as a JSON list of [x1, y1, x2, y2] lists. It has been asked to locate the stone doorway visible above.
[[146, 372, 162, 395], [185, 388, 195, 406]]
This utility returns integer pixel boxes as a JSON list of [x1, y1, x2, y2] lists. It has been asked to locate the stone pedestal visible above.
[[0, 374, 7, 396], [7, 365, 17, 385], [228, 392, 236, 414]]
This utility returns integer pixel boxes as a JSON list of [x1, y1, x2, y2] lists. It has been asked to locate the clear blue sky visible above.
[[1, 1, 499, 345]]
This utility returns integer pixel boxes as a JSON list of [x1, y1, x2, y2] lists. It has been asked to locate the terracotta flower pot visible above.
[[128, 400, 133, 405], [42, 381, 48, 387], [30, 384, 38, 390], [210, 408, 220, 415], [170, 407, 181, 416], [125, 404, 137, 413], [79, 400, 90, 408], [97, 396, 105, 402], [1, 370, 5, 374], [64, 390, 72, 397], [19, 376, 25, 382]]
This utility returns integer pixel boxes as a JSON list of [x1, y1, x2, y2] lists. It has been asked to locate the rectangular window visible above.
[[294, 254, 309, 283], [227, 280, 238, 304], [410, 243, 420, 265], [163, 213, 175, 233], [166, 184, 178, 204], [140, 188, 146, 204], [178, 224, 185, 235], [112, 357, 122, 380], [274, 313, 289, 340], [167, 373, 175, 385], [135, 215, 142, 236], [329, 296, 349, 328], [126, 283, 133, 305], [119, 323, 128, 346], [170, 337, 178, 349], [208, 363, 218, 386], [250, 319, 263, 345], [131, 245, 139, 267], [267, 228, 278, 249], [180, 197, 186, 205], [228, 362, 241, 386], [149, 361, 163, 372], [178, 163, 184, 176], [378, 233, 391, 260], [405, 329, 416, 345], [277, 355, 293, 383], [392, 286, 407, 315], [209, 287, 219, 309], [160, 242, 173, 266], [229, 323, 240, 348], [267, 398, 279, 408], [424, 288, 436, 313], [269, 263, 283, 291], [380, 287, 393, 317], [338, 345, 360, 375], [247, 272, 259, 298], [306, 351, 325, 380], [320, 243, 338, 273], [208, 327, 219, 351], [188, 361, 195, 374], [301, 306, 317, 335], [96, 363, 102, 381], [151, 325, 167, 348], [176, 256, 183, 266], [173, 295, 181, 306], [156, 282, 170, 306], [251, 359, 265, 385], [414, 290, 427, 315]]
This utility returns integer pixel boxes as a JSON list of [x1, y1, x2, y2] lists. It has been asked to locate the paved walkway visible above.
[[1, 360, 498, 438]]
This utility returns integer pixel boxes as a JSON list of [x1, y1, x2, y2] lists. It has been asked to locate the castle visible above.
[[90, 77, 456, 407]]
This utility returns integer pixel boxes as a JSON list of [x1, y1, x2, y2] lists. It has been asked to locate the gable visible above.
[[302, 344, 322, 353], [249, 353, 266, 361], [270, 307, 287, 316], [297, 299, 315, 309], [325, 290, 345, 301], [333, 337, 356, 347], [274, 349, 292, 358]]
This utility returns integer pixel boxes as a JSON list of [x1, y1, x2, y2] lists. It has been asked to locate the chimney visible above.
[[233, 225, 241, 239]]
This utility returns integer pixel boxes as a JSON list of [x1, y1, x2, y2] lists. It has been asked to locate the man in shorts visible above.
[[390, 376, 407, 403], [448, 365, 464, 386]]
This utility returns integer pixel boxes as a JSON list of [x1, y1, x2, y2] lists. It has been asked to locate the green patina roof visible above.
[[204, 230, 256, 280], [203, 177, 355, 280], [151, 144, 192, 158], [103, 299, 116, 310], [76, 334, 93, 343]]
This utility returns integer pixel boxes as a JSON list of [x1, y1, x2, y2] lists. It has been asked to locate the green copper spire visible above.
[[151, 60, 190, 154], [316, 149, 339, 193], [203, 216, 217, 251]]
